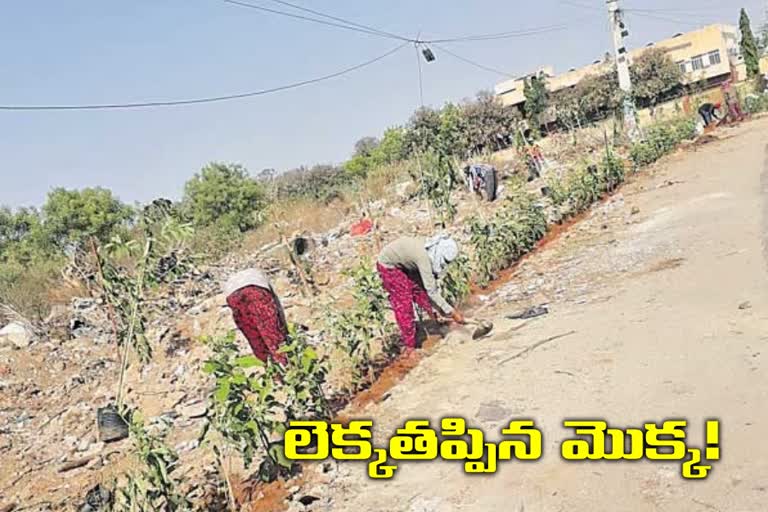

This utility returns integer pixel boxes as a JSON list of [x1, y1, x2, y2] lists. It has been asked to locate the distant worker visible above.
[[463, 163, 498, 201], [377, 235, 466, 355], [722, 81, 745, 123], [698, 102, 722, 127], [223, 268, 288, 365]]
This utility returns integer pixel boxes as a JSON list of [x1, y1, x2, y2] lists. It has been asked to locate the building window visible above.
[[691, 55, 705, 71], [707, 50, 721, 66], [678, 60, 687, 73]]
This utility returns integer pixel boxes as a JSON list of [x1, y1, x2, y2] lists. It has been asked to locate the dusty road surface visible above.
[[315, 119, 768, 512]]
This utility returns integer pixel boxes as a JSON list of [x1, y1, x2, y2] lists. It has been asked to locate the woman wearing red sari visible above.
[[223, 268, 288, 365]]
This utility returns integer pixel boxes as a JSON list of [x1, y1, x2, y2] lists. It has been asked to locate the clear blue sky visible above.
[[0, 0, 761, 207]]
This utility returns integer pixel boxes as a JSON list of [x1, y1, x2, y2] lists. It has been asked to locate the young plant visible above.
[[111, 409, 190, 512], [629, 116, 697, 169], [94, 212, 195, 407], [275, 323, 331, 421], [417, 149, 459, 227], [326, 258, 395, 389], [469, 182, 547, 287], [201, 331, 282, 471], [440, 254, 472, 307]]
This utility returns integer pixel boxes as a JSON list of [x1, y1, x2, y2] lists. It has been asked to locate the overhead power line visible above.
[[625, 10, 710, 27], [557, 0, 708, 27], [431, 44, 518, 79], [221, 0, 412, 41], [225, 0, 579, 45], [426, 24, 571, 43], [262, 0, 412, 42], [0, 42, 408, 111]]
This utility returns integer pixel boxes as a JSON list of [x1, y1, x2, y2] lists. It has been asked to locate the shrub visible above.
[[630, 117, 697, 168], [326, 258, 395, 389], [202, 331, 283, 470], [274, 164, 358, 204], [111, 409, 190, 512], [470, 182, 547, 287], [418, 149, 459, 227], [0, 256, 65, 323], [744, 93, 768, 114], [440, 254, 472, 306], [182, 163, 266, 232]]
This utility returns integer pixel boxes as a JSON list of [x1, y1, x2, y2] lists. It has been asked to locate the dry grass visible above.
[[240, 198, 352, 254], [238, 163, 410, 256]]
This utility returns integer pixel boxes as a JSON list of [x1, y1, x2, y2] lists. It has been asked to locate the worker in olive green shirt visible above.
[[376, 235, 466, 353]]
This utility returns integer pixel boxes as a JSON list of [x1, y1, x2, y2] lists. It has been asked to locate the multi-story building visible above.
[[494, 24, 741, 112]]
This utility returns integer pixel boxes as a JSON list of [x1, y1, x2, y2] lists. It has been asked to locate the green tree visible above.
[[344, 137, 380, 176], [574, 70, 621, 122], [0, 206, 65, 322], [740, 8, 761, 78], [353, 137, 380, 158], [375, 127, 408, 163], [42, 187, 134, 250], [523, 75, 549, 132], [462, 91, 519, 154], [182, 163, 266, 232], [405, 107, 442, 155], [438, 103, 469, 158], [630, 47, 684, 113], [0, 207, 43, 257]]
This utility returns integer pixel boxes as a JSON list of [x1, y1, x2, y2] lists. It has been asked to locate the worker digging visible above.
[[376, 234, 468, 357]]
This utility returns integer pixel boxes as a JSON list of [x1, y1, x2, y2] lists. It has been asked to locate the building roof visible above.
[[495, 23, 738, 108]]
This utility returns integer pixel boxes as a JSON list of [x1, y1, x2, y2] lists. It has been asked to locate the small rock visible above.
[[739, 301, 752, 310], [0, 322, 34, 349], [409, 496, 447, 512], [476, 402, 512, 423], [77, 436, 95, 452], [176, 400, 208, 419], [186, 303, 209, 316], [86, 456, 103, 470], [298, 495, 320, 507], [72, 298, 96, 310], [174, 439, 199, 454], [444, 330, 469, 345], [631, 206, 640, 215]]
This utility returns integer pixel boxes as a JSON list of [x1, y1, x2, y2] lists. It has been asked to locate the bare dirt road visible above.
[[315, 119, 768, 512]]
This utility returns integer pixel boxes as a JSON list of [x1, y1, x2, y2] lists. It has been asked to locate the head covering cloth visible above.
[[424, 234, 459, 276]]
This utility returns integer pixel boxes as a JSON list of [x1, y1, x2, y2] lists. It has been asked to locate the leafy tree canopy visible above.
[[182, 163, 266, 232]]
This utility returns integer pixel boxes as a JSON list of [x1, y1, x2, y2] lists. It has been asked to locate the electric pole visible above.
[[607, 0, 640, 141]]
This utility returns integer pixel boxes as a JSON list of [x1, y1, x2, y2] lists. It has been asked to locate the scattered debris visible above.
[[499, 331, 577, 366], [476, 402, 512, 423], [59, 455, 99, 473], [97, 406, 129, 443], [79, 484, 112, 512], [470, 320, 494, 340], [0, 322, 34, 349], [506, 305, 549, 320]]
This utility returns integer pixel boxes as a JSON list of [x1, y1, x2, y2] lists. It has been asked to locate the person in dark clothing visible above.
[[463, 163, 498, 202], [698, 102, 721, 127]]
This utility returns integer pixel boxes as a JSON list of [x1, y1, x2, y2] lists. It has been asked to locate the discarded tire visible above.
[[97, 406, 129, 443]]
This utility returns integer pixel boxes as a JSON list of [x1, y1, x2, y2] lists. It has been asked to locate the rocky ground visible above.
[[0, 119, 761, 512]]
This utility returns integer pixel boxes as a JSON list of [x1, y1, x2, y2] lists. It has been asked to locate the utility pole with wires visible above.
[[607, 0, 640, 142]]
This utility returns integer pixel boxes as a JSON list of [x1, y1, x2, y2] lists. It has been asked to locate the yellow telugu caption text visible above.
[[283, 418, 720, 480]]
